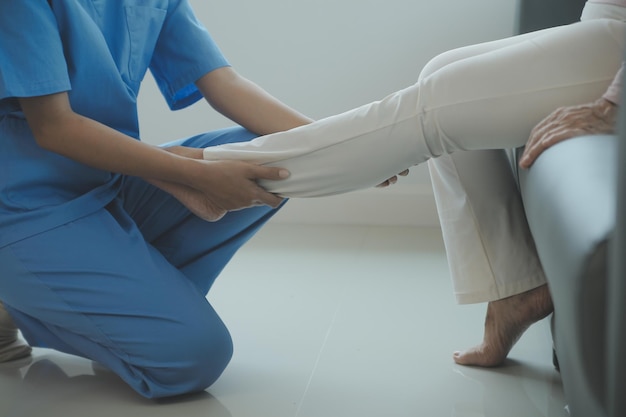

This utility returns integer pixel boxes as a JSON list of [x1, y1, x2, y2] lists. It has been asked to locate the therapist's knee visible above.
[[193, 329, 232, 380], [176, 323, 234, 391], [141, 317, 234, 398]]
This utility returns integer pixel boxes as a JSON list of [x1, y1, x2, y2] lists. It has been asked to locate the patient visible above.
[[200, 0, 623, 367]]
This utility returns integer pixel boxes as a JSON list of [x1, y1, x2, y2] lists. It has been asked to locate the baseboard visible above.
[[270, 184, 440, 227]]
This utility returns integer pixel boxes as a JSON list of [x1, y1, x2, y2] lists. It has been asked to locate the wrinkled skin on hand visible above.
[[519, 98, 618, 169], [377, 169, 410, 188]]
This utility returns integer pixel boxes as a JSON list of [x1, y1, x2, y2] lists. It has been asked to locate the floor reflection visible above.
[[0, 350, 231, 417], [451, 359, 569, 417], [0, 225, 569, 417]]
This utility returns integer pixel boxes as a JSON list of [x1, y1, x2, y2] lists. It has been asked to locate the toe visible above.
[[453, 345, 504, 367]]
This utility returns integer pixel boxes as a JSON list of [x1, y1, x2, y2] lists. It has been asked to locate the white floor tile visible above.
[[0, 224, 567, 417]]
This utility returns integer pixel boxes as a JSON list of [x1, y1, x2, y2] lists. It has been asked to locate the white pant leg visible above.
[[429, 151, 546, 304], [426, 14, 624, 303], [420, 33, 556, 304], [203, 19, 624, 198]]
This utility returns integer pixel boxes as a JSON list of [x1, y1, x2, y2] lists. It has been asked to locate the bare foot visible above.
[[453, 284, 553, 367], [0, 303, 32, 363]]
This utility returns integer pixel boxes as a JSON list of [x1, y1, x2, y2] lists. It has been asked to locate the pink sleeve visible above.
[[603, 65, 623, 105], [588, 0, 626, 6]]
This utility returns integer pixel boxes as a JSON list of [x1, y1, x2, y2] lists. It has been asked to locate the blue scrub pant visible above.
[[0, 127, 283, 399]]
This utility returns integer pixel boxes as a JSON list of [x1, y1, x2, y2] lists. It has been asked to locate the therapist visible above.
[[0, 0, 408, 398], [0, 0, 314, 399]]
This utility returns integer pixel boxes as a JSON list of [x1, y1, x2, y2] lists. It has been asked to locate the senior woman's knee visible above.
[[418, 46, 471, 82]]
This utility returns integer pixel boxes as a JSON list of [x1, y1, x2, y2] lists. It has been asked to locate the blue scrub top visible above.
[[0, 0, 230, 248]]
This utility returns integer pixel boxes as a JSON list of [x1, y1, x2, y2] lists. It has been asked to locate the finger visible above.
[[520, 131, 543, 166], [520, 133, 557, 168], [520, 127, 583, 168], [251, 165, 290, 181], [380, 176, 398, 187], [398, 169, 410, 177], [522, 117, 571, 168], [520, 130, 556, 169], [253, 188, 285, 208], [530, 118, 560, 147]]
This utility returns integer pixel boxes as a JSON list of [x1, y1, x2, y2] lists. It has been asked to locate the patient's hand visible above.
[[377, 169, 410, 188], [519, 98, 617, 169]]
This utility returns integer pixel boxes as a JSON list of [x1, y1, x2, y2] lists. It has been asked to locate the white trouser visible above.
[[428, 7, 626, 304], [204, 18, 624, 301]]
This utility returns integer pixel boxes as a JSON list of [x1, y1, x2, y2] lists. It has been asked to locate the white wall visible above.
[[138, 0, 518, 226]]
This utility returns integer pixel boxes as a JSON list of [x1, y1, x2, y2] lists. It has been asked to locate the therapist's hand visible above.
[[192, 159, 288, 211], [156, 147, 288, 221], [519, 98, 618, 169], [150, 179, 229, 221]]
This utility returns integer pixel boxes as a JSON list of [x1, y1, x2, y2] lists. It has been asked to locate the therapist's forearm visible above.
[[40, 114, 197, 184], [21, 96, 196, 186], [196, 67, 313, 135]]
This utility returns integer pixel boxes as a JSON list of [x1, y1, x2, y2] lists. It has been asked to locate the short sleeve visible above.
[[0, 0, 71, 102], [150, 0, 230, 110]]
